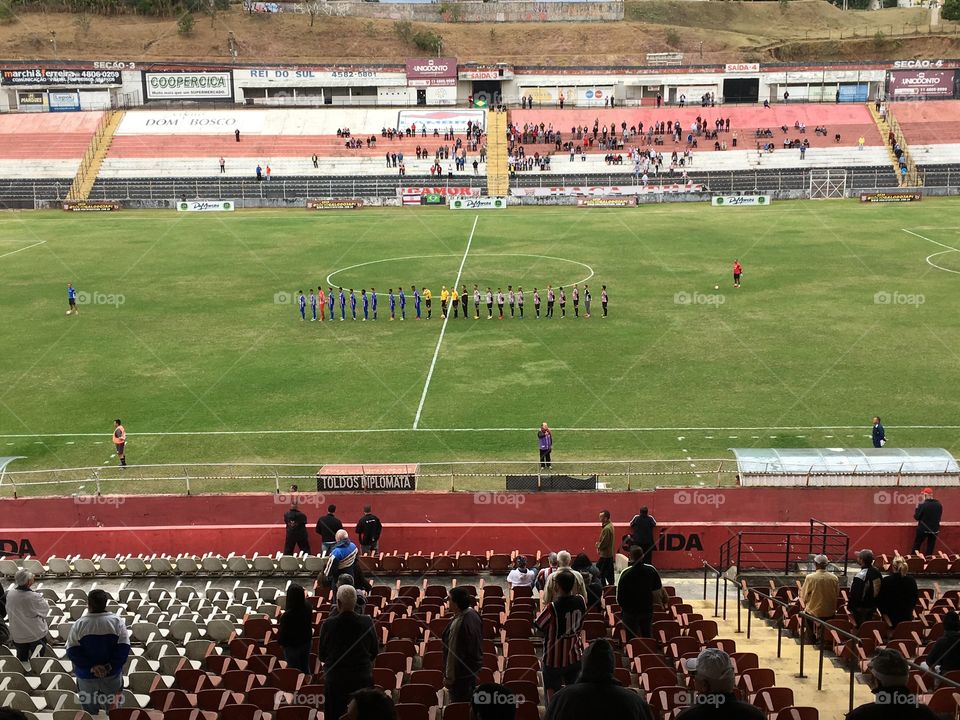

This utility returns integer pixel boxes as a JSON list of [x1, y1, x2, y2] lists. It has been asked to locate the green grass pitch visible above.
[[1, 201, 959, 493]]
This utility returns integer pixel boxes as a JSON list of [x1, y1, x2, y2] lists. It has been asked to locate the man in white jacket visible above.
[[543, 551, 588, 605], [5, 569, 50, 661]]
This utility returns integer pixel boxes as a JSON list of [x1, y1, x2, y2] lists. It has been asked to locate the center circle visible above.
[[926, 250, 960, 275], [325, 253, 595, 292]]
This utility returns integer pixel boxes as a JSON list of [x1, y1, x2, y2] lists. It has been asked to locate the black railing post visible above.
[[703, 563, 708, 601], [785, 535, 792, 575], [818, 635, 825, 690], [777, 614, 783, 658], [722, 578, 727, 621], [746, 594, 752, 639], [849, 662, 855, 713], [737, 532, 743, 570]]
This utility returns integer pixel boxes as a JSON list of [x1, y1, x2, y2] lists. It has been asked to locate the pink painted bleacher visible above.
[[507, 104, 883, 152], [891, 100, 960, 145], [0, 111, 104, 159]]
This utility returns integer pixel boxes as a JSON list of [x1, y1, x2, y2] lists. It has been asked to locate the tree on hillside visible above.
[[944, 0, 960, 21]]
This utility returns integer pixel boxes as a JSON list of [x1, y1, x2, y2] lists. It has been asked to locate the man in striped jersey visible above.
[[533, 288, 541, 318], [496, 288, 505, 320], [601, 285, 609, 317], [517, 287, 525, 319], [485, 288, 494, 319], [473, 285, 481, 319], [572, 285, 580, 318], [508, 285, 516, 318], [546, 285, 555, 318], [535, 571, 586, 701]]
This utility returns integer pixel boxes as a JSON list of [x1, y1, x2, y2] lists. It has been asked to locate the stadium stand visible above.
[[893, 100, 960, 176]]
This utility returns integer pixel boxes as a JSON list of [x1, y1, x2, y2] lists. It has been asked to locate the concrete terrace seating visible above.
[[0, 112, 105, 179], [894, 100, 960, 148]]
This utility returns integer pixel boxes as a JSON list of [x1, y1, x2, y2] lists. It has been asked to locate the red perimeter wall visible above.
[[0, 487, 955, 570]]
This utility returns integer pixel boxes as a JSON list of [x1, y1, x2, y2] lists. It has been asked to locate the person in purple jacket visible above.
[[539, 422, 553, 469]]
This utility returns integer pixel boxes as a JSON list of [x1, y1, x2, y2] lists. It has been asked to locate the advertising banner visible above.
[[1, 68, 120, 86], [397, 186, 480, 198], [449, 196, 507, 210], [16, 91, 44, 106], [62, 201, 120, 212], [577, 197, 638, 207], [712, 195, 771, 207], [316, 464, 418, 492], [724, 63, 760, 73], [405, 57, 457, 87], [511, 184, 704, 198], [860, 191, 922, 203], [176, 200, 234, 212], [306, 199, 363, 210], [48, 91, 80, 112], [888, 69, 955, 98], [397, 110, 485, 134], [144, 71, 233, 100]]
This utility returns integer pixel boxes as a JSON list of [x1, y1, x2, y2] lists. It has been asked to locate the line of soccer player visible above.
[[297, 284, 609, 321]]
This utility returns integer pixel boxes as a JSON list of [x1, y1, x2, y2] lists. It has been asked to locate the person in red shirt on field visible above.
[[113, 419, 127, 468], [318, 286, 326, 321], [733, 259, 743, 288]]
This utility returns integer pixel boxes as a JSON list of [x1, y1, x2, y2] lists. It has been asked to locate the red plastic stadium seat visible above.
[[441, 703, 471, 720], [373, 666, 401, 693], [274, 708, 318, 720], [149, 689, 195, 711], [219, 706, 265, 720], [270, 668, 307, 693], [753, 687, 795, 716], [109, 712, 164, 720], [409, 669, 444, 690], [397, 683, 441, 708], [775, 708, 819, 720], [395, 704, 430, 720]]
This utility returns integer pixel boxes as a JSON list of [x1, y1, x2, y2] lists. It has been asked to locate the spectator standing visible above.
[[536, 571, 587, 700], [872, 416, 886, 448], [325, 529, 359, 585], [538, 422, 553, 469], [507, 556, 537, 589], [283, 501, 310, 555], [341, 688, 397, 720], [629, 506, 657, 566], [443, 587, 483, 703], [847, 648, 938, 720], [5, 569, 50, 661], [848, 548, 883, 627], [356, 505, 382, 553], [66, 590, 131, 716], [878, 555, 919, 628], [616, 546, 664, 639], [677, 649, 764, 720], [312, 153, 319, 169], [912, 488, 943, 555], [316, 504, 343, 555], [277, 583, 312, 673], [545, 638, 654, 720], [256, 164, 262, 181], [536, 553, 559, 592], [926, 611, 960, 675], [319, 585, 379, 720], [799, 554, 839, 644], [219, 157, 225, 173], [543, 552, 587, 603], [596, 510, 616, 585]]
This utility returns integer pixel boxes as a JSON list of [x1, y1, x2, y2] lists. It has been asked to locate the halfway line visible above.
[[413, 215, 479, 430], [903, 228, 960, 253], [0, 240, 46, 259]]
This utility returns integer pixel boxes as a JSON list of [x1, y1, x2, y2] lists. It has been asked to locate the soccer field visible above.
[[1, 201, 960, 493]]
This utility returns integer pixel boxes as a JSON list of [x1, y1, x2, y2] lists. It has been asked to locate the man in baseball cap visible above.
[[677, 649, 763, 718], [912, 488, 943, 556], [848, 648, 938, 719]]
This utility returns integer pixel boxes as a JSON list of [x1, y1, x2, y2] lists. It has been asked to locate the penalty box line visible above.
[[412, 215, 479, 430]]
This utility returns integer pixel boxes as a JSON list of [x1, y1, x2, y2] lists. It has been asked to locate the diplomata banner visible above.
[[449, 196, 507, 210], [316, 464, 418, 492], [712, 195, 771, 207], [577, 197, 638, 207], [177, 200, 234, 212]]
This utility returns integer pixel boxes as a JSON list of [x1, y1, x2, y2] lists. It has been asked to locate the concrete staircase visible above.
[[67, 110, 125, 201], [484, 110, 510, 197], [868, 103, 920, 187]]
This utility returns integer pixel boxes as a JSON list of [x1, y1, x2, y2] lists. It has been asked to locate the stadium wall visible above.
[[3, 487, 957, 569], [301, 1, 626, 22]]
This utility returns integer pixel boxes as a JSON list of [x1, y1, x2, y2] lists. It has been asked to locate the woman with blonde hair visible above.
[[877, 555, 919, 627]]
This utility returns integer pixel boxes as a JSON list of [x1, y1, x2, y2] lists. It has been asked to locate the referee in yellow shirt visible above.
[[450, 287, 459, 318], [423, 287, 433, 319], [440, 286, 450, 319]]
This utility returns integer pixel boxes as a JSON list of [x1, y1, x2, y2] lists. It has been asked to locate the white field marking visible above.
[[903, 229, 960, 275], [413, 215, 479, 430], [0, 240, 46, 259], [0, 424, 957, 440], [325, 252, 594, 291]]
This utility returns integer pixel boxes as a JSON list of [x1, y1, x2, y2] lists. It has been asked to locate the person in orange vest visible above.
[[317, 286, 326, 322], [112, 419, 127, 467]]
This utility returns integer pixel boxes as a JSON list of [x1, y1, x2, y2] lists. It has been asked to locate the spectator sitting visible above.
[[925, 611, 960, 676], [325, 529, 358, 586], [878, 555, 919, 628], [799, 554, 839, 644], [341, 688, 397, 720], [545, 638, 654, 720], [835, 133, 842, 143], [507, 556, 537, 589], [544, 551, 587, 603], [848, 648, 938, 720], [678, 649, 763, 719]]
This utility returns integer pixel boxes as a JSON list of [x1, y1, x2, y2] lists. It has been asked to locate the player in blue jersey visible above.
[[298, 290, 306, 320], [389, 289, 396, 320], [361, 289, 369, 321], [66, 283, 79, 315], [309, 289, 317, 321], [349, 289, 357, 320], [413, 285, 421, 319], [338, 288, 346, 321], [399, 287, 406, 320], [371, 288, 378, 320], [328, 286, 335, 320]]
